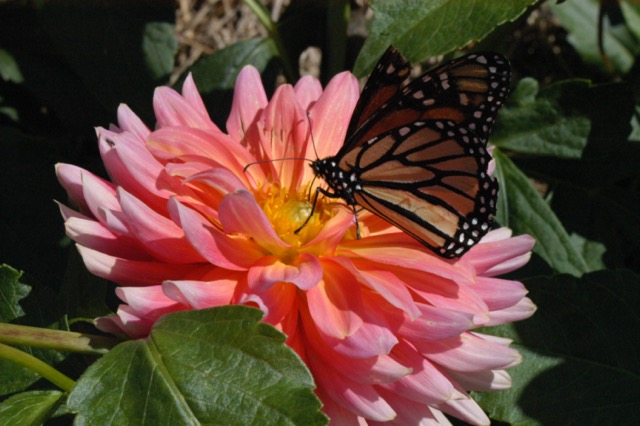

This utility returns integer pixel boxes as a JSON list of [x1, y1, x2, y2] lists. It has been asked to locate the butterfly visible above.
[[302, 46, 511, 259]]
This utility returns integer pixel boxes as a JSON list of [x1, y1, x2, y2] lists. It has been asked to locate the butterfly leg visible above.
[[294, 187, 353, 235]]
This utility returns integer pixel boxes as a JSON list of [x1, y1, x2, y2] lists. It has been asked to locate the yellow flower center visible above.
[[257, 184, 333, 247]]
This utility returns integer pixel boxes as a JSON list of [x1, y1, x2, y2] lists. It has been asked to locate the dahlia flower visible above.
[[56, 66, 536, 425]]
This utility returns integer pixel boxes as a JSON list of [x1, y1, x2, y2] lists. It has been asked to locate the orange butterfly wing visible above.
[[313, 47, 510, 258]]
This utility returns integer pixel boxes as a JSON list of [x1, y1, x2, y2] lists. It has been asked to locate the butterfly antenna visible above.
[[243, 157, 312, 173], [306, 112, 320, 159]]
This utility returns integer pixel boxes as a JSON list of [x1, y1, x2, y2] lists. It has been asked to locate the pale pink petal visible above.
[[306, 263, 363, 340], [76, 245, 200, 286], [294, 75, 322, 110], [180, 74, 214, 126], [163, 272, 240, 309], [226, 66, 268, 142], [153, 86, 219, 132], [60, 204, 149, 261], [55, 163, 92, 212], [247, 253, 322, 291], [80, 170, 132, 236], [416, 333, 521, 372], [170, 198, 263, 270], [116, 104, 150, 140], [473, 276, 528, 311], [315, 388, 362, 426], [311, 355, 397, 422], [256, 83, 309, 188], [445, 368, 512, 392], [438, 395, 490, 426], [465, 233, 535, 276], [303, 207, 354, 253], [118, 188, 204, 264], [218, 189, 289, 253], [99, 129, 174, 212], [237, 281, 297, 326], [334, 258, 421, 319], [308, 71, 359, 159], [485, 297, 537, 326], [338, 236, 476, 284], [376, 388, 453, 426], [382, 340, 460, 405], [398, 303, 475, 342]]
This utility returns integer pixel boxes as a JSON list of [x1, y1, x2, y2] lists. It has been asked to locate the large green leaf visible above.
[[0, 390, 65, 425], [492, 78, 633, 160], [68, 306, 327, 426], [476, 270, 640, 425], [354, 0, 536, 76], [493, 149, 589, 276]]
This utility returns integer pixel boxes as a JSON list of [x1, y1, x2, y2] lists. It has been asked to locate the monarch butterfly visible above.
[[302, 46, 510, 259]]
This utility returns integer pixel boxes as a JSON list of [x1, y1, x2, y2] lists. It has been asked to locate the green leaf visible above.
[[549, 0, 638, 74], [142, 22, 179, 80], [68, 306, 327, 426], [0, 390, 65, 425], [476, 270, 640, 425], [493, 78, 633, 160], [0, 265, 30, 323], [180, 38, 279, 130], [493, 149, 589, 276], [354, 0, 536, 76], [491, 78, 591, 159]]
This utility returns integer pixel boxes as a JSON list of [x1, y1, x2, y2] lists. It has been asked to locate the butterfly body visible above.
[[308, 47, 510, 258]]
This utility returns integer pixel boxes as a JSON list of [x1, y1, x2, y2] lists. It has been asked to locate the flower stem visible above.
[[0, 323, 118, 355], [244, 0, 298, 82], [0, 343, 76, 392]]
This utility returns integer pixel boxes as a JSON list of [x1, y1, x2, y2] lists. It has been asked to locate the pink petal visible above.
[[236, 280, 297, 326], [305, 262, 363, 340], [338, 235, 475, 284], [163, 272, 241, 309], [473, 276, 528, 311], [438, 395, 490, 426], [376, 387, 453, 425], [485, 297, 537, 325], [118, 188, 204, 264], [382, 340, 459, 405], [294, 75, 322, 110], [55, 163, 92, 213], [99, 129, 174, 212], [153, 85, 219, 132], [181, 74, 213, 125], [60, 203, 149, 260], [335, 258, 420, 319], [445, 368, 512, 392], [303, 207, 354, 253], [116, 104, 150, 140], [311, 356, 397, 422], [398, 303, 475, 342], [80, 170, 132, 236], [247, 253, 322, 291], [226, 66, 268, 142], [218, 189, 289, 253], [257, 83, 309, 188], [147, 127, 253, 179], [307, 71, 359, 159], [465, 233, 535, 276], [76, 245, 199, 286], [416, 333, 521, 372], [170, 198, 263, 270]]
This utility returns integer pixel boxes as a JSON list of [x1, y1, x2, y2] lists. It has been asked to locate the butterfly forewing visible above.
[[312, 47, 510, 258]]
